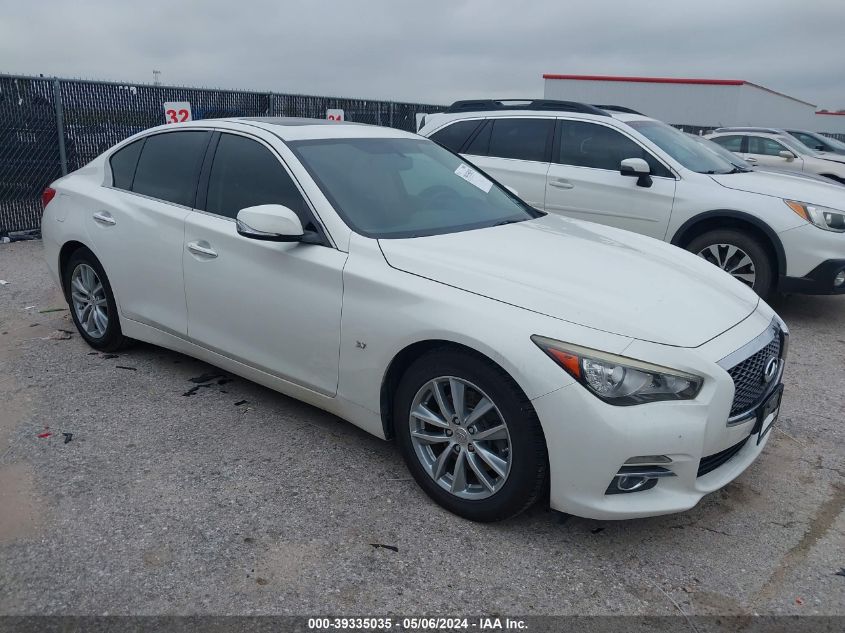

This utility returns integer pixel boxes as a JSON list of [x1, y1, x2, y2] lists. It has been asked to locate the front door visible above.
[[544, 119, 677, 239], [183, 132, 346, 395]]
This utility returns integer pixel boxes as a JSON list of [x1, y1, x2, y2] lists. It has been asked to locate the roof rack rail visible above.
[[593, 104, 644, 115], [445, 99, 608, 116], [713, 126, 783, 134]]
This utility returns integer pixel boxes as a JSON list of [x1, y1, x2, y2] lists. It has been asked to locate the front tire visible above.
[[394, 349, 548, 522], [687, 229, 773, 297], [63, 246, 129, 352]]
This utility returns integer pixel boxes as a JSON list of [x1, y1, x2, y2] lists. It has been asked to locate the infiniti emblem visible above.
[[762, 356, 778, 384]]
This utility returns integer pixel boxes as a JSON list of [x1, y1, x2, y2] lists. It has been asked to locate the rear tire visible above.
[[63, 246, 130, 352], [394, 348, 548, 522], [687, 229, 773, 297]]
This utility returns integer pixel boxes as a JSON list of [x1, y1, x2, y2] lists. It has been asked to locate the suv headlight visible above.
[[532, 336, 702, 406], [785, 200, 845, 232]]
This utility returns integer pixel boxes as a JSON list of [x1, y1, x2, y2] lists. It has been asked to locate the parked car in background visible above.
[[713, 126, 845, 156], [706, 129, 845, 184], [43, 117, 789, 522], [687, 133, 834, 184], [420, 100, 845, 296], [786, 130, 845, 156]]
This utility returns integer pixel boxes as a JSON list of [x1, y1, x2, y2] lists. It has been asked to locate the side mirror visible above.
[[778, 150, 796, 161], [236, 204, 306, 242], [620, 158, 653, 187]]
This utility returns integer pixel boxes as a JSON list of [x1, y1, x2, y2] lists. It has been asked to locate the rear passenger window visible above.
[[464, 120, 492, 156], [557, 121, 671, 177], [429, 120, 483, 153], [132, 131, 209, 206], [711, 135, 744, 152], [205, 133, 310, 224], [488, 119, 553, 162], [109, 139, 143, 190]]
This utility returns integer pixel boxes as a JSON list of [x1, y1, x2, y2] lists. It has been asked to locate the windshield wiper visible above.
[[494, 219, 522, 227]]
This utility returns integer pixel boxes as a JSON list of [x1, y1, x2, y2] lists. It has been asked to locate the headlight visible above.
[[785, 200, 845, 232], [531, 336, 702, 406]]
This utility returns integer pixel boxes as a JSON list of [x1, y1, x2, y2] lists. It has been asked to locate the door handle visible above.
[[187, 241, 218, 259], [744, 157, 758, 165], [549, 179, 574, 189], [92, 211, 116, 226]]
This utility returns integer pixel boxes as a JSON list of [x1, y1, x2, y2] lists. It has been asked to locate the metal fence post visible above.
[[389, 102, 394, 128], [52, 78, 68, 175]]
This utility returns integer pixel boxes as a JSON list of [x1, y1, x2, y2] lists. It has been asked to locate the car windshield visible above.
[[687, 134, 752, 170], [628, 120, 737, 174], [289, 137, 540, 238]]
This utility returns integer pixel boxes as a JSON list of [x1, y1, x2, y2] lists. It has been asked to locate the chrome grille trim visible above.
[[719, 317, 787, 423]]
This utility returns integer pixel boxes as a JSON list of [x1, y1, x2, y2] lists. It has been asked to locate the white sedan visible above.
[[42, 118, 787, 521]]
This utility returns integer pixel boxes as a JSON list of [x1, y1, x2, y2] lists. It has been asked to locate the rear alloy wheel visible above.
[[687, 229, 773, 297], [395, 349, 547, 522], [63, 246, 130, 351]]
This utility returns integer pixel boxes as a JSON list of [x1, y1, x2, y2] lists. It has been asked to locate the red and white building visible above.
[[543, 74, 845, 135]]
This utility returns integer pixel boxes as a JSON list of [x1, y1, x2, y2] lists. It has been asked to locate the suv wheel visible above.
[[63, 246, 130, 351], [394, 349, 548, 522], [687, 229, 773, 296]]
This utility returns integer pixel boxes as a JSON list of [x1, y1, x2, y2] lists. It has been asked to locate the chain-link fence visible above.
[[0, 74, 446, 233]]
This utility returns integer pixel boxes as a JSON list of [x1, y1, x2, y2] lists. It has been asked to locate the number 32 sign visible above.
[[164, 102, 192, 124]]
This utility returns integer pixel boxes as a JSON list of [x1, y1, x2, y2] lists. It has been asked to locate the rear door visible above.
[[90, 130, 211, 335], [460, 117, 554, 210], [182, 131, 346, 395], [543, 119, 676, 239]]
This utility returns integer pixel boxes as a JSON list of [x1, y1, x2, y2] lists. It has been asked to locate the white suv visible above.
[[419, 100, 845, 297]]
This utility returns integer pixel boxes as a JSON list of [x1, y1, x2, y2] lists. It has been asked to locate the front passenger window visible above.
[[557, 121, 671, 177], [205, 134, 311, 224], [748, 137, 788, 156]]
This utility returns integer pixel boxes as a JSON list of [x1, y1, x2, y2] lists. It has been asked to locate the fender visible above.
[[670, 209, 787, 276]]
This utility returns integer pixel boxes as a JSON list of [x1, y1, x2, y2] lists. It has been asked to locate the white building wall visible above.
[[734, 85, 816, 129], [543, 78, 742, 126], [543, 77, 834, 132]]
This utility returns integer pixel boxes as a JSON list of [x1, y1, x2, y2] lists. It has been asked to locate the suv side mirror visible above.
[[620, 158, 653, 187], [778, 150, 796, 161], [236, 204, 306, 242]]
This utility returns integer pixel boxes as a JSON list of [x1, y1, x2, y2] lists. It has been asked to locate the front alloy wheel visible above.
[[696, 243, 756, 288], [409, 377, 512, 500], [395, 349, 548, 522]]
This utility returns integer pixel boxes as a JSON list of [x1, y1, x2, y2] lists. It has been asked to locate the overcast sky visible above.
[[2, 0, 844, 109]]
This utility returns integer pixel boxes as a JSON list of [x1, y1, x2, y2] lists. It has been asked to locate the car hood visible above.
[[709, 170, 845, 208], [817, 152, 845, 165], [379, 214, 759, 347]]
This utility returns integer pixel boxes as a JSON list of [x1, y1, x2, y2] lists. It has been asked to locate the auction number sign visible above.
[[164, 102, 193, 124], [326, 109, 345, 121]]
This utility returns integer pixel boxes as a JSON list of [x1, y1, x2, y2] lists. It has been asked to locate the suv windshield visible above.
[[628, 120, 737, 174], [289, 137, 539, 238]]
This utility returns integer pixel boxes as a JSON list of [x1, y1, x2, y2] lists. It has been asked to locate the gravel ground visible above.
[[0, 239, 843, 616]]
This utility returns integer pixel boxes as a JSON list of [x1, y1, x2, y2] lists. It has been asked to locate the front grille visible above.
[[697, 436, 749, 477], [726, 336, 781, 417]]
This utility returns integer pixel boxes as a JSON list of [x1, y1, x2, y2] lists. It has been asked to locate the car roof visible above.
[[135, 117, 418, 142]]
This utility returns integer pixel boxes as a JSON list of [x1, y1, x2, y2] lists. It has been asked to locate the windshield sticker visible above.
[[455, 163, 493, 193]]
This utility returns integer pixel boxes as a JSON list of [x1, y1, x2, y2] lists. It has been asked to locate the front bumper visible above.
[[532, 308, 785, 520], [779, 258, 845, 295]]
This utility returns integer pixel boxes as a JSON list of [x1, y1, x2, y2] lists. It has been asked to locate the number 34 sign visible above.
[[163, 102, 192, 124]]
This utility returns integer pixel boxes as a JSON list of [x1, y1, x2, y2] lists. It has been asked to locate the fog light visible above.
[[835, 270, 845, 288], [605, 466, 676, 495]]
